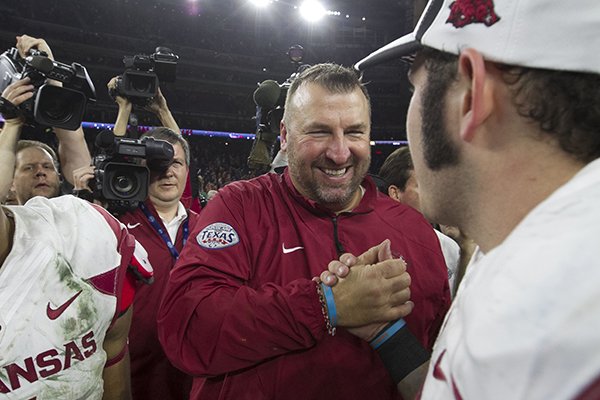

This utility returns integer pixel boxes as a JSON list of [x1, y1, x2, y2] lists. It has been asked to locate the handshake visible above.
[[316, 239, 413, 341]]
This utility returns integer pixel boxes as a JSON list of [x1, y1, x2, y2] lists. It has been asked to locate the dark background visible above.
[[0, 0, 428, 183]]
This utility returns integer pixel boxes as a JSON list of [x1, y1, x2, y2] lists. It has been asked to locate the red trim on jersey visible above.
[[90, 203, 136, 326], [87, 268, 119, 296], [105, 343, 129, 368], [575, 374, 600, 400]]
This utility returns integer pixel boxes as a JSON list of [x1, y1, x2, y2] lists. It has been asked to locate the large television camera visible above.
[[247, 45, 310, 171], [92, 130, 174, 214], [110, 47, 178, 106], [0, 47, 96, 130]]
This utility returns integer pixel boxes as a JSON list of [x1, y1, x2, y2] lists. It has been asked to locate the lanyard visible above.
[[139, 202, 189, 260]]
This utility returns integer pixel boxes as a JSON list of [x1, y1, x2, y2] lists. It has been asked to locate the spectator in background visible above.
[[73, 78, 198, 400], [157, 63, 450, 400], [0, 62, 153, 400], [347, 0, 600, 397]]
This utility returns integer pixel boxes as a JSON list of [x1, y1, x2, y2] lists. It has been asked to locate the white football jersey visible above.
[[421, 159, 600, 399], [0, 196, 132, 399]]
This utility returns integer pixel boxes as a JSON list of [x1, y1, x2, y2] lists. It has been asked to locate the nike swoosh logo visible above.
[[282, 243, 304, 254], [47, 290, 83, 320], [127, 222, 141, 229]]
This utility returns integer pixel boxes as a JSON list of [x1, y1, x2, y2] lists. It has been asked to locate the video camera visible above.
[[110, 47, 178, 106], [92, 130, 174, 214], [0, 47, 96, 130], [247, 45, 311, 171]]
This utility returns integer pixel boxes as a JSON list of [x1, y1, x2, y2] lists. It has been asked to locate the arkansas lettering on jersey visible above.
[[0, 196, 149, 399], [0, 331, 96, 393]]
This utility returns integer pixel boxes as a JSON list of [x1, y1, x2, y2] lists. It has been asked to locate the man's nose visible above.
[[325, 133, 351, 164], [35, 165, 47, 177]]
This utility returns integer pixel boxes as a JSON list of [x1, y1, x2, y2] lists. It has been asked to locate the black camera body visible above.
[[0, 47, 96, 130], [248, 60, 311, 171], [110, 47, 178, 106], [92, 131, 174, 214]]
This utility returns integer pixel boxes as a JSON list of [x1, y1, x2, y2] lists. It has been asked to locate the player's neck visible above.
[[467, 150, 585, 253]]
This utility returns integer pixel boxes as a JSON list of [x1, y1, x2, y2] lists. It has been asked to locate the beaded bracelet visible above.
[[315, 282, 336, 336]]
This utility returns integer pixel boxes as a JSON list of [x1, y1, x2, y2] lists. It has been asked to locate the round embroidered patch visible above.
[[197, 222, 240, 249]]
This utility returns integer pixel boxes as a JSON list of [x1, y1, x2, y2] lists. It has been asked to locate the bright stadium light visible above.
[[250, 0, 270, 7], [299, 0, 326, 23]]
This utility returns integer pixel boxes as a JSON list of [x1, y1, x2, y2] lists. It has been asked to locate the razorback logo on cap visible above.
[[446, 0, 500, 28], [197, 222, 240, 249]]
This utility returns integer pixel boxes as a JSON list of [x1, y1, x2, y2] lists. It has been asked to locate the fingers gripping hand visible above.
[[145, 87, 167, 114], [320, 239, 394, 287], [72, 165, 96, 191], [16, 35, 54, 59], [2, 78, 34, 108], [333, 256, 413, 327], [106, 77, 130, 107]]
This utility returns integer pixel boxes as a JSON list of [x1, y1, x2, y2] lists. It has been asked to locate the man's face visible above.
[[398, 170, 421, 211], [13, 147, 61, 204], [148, 142, 188, 207], [406, 55, 462, 224], [281, 83, 371, 212]]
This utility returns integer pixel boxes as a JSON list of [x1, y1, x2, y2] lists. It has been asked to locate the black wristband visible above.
[[375, 323, 430, 384], [72, 189, 94, 202], [0, 96, 21, 120]]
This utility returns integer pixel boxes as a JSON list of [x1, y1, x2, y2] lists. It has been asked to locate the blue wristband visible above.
[[369, 319, 406, 350], [320, 283, 338, 327]]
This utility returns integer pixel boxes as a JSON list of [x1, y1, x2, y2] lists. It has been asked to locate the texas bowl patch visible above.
[[197, 222, 240, 249]]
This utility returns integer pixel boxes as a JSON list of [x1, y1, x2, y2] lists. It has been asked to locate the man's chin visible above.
[[33, 187, 59, 199]]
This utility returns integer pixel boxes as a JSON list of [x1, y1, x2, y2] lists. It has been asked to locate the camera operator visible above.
[[0, 57, 154, 400], [1, 35, 92, 205], [73, 79, 197, 400], [107, 76, 180, 136]]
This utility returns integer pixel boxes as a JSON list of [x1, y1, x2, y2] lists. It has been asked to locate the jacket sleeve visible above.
[[157, 189, 327, 377]]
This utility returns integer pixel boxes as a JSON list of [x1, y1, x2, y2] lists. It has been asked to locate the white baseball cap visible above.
[[355, 0, 600, 74]]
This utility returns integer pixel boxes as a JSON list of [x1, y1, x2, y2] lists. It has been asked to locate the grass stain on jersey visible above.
[[53, 255, 99, 338]]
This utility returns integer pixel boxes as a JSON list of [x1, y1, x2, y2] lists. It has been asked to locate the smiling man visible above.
[[157, 63, 450, 400]]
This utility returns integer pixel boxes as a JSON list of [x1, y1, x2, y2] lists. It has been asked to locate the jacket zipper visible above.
[[331, 216, 346, 256]]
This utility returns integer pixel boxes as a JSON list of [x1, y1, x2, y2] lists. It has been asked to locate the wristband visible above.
[[315, 282, 336, 336], [373, 321, 430, 383], [320, 283, 338, 327], [72, 189, 94, 202], [369, 319, 406, 349], [0, 96, 21, 120]]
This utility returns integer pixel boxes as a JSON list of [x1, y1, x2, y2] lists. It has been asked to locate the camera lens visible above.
[[34, 85, 85, 130], [41, 96, 73, 122], [129, 75, 154, 93], [110, 172, 139, 197]]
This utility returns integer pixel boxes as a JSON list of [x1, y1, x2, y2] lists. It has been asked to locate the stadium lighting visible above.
[[299, 0, 326, 23], [250, 0, 270, 7]]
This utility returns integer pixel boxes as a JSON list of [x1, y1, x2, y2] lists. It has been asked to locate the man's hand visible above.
[[145, 87, 180, 133], [317, 240, 413, 341], [144, 87, 168, 115], [328, 240, 413, 327], [16, 35, 54, 60], [108, 77, 132, 137], [107, 77, 132, 110], [72, 165, 96, 192], [1, 78, 34, 125]]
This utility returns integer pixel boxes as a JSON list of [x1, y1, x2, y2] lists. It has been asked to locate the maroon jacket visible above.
[[158, 171, 450, 400], [119, 200, 199, 400]]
